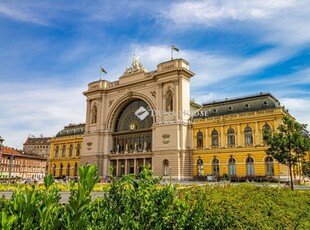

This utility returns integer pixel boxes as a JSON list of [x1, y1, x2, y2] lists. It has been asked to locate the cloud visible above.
[[0, 81, 86, 149]]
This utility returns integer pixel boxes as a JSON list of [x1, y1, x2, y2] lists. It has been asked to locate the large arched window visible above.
[[246, 156, 255, 176], [197, 158, 204, 176], [66, 164, 71, 177], [55, 146, 59, 158], [91, 105, 97, 124], [69, 144, 73, 157], [62, 145, 66, 157], [265, 156, 274, 176], [244, 126, 253, 146], [262, 124, 271, 144], [197, 131, 203, 148], [227, 128, 235, 147], [163, 159, 169, 176], [53, 164, 56, 177], [74, 162, 78, 177], [212, 158, 219, 175], [113, 99, 153, 153], [228, 157, 236, 176], [60, 163, 63, 177], [211, 129, 219, 147], [76, 143, 81, 156]]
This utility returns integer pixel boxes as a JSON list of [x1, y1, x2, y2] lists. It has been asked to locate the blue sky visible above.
[[0, 0, 310, 148]]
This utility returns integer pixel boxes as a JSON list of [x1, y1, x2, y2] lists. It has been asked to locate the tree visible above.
[[263, 116, 310, 190]]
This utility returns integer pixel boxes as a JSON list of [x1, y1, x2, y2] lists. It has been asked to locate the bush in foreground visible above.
[[0, 166, 310, 229]]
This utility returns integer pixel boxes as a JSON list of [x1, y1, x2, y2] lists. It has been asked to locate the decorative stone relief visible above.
[[87, 142, 92, 150], [123, 54, 147, 74], [109, 100, 114, 107], [162, 134, 170, 144], [150, 91, 156, 98]]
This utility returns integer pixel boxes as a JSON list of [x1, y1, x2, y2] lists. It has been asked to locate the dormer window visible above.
[[245, 104, 250, 109], [213, 109, 217, 114], [228, 106, 233, 111], [263, 101, 268, 107]]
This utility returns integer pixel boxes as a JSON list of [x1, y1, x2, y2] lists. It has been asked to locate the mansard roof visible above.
[[56, 123, 85, 137], [194, 92, 281, 118], [24, 137, 51, 145]]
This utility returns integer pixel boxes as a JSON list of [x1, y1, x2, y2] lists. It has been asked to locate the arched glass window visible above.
[[197, 158, 204, 176], [265, 156, 274, 176], [246, 157, 255, 176], [113, 100, 153, 153], [262, 124, 271, 144], [197, 131, 203, 148], [163, 159, 169, 176], [227, 128, 235, 147], [244, 126, 253, 145], [74, 162, 78, 177], [212, 158, 219, 175], [55, 146, 59, 158], [166, 90, 173, 112], [211, 129, 219, 147], [228, 157, 236, 176], [66, 164, 70, 177], [60, 163, 63, 177], [62, 145, 66, 157], [53, 164, 56, 176], [76, 143, 81, 156], [69, 144, 73, 157], [91, 105, 97, 124]]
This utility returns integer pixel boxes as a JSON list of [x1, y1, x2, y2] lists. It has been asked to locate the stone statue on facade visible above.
[[123, 54, 147, 74]]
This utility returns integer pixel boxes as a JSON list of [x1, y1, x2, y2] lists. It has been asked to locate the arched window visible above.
[[76, 143, 81, 156], [166, 89, 173, 112], [91, 105, 97, 124], [265, 156, 274, 176], [60, 163, 63, 177], [228, 157, 236, 176], [262, 124, 271, 144], [163, 159, 169, 176], [55, 146, 59, 158], [53, 164, 56, 176], [69, 144, 73, 157], [211, 129, 219, 147], [62, 145, 66, 157], [113, 100, 153, 154], [74, 162, 78, 177], [197, 131, 203, 148], [197, 158, 204, 176], [66, 164, 70, 177], [244, 126, 253, 146], [246, 157, 255, 176], [212, 158, 219, 175], [227, 128, 235, 147]]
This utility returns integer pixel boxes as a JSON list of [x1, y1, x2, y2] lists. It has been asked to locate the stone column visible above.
[[237, 124, 241, 146], [221, 126, 225, 148], [255, 122, 259, 145], [85, 99, 91, 133], [174, 80, 179, 119]]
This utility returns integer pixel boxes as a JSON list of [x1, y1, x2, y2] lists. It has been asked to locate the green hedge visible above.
[[0, 166, 310, 229]]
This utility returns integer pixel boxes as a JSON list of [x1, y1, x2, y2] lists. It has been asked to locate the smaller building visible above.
[[23, 136, 51, 158], [48, 123, 84, 178], [0, 146, 46, 179]]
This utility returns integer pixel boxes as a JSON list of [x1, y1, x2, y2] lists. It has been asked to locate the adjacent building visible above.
[[48, 124, 84, 178], [0, 146, 46, 179], [23, 136, 51, 158], [191, 93, 293, 180]]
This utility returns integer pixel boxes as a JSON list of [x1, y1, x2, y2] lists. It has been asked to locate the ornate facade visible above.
[[191, 93, 291, 180], [23, 136, 51, 158], [82, 58, 194, 178], [48, 124, 84, 178]]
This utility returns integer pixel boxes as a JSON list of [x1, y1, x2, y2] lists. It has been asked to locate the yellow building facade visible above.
[[192, 93, 290, 180], [48, 124, 85, 178]]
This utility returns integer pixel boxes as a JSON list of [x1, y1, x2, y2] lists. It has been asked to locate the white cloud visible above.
[[0, 82, 86, 149]]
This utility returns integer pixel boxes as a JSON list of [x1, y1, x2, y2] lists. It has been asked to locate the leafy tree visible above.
[[263, 116, 310, 190]]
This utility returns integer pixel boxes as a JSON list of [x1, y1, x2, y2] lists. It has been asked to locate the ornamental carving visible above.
[[123, 54, 147, 74]]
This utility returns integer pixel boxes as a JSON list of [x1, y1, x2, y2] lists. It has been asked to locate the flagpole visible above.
[[171, 42, 173, 60]]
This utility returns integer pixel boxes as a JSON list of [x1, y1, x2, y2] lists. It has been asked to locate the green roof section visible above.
[[56, 123, 85, 137]]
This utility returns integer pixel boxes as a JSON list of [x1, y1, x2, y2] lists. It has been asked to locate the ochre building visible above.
[[191, 93, 292, 180], [48, 124, 84, 178]]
